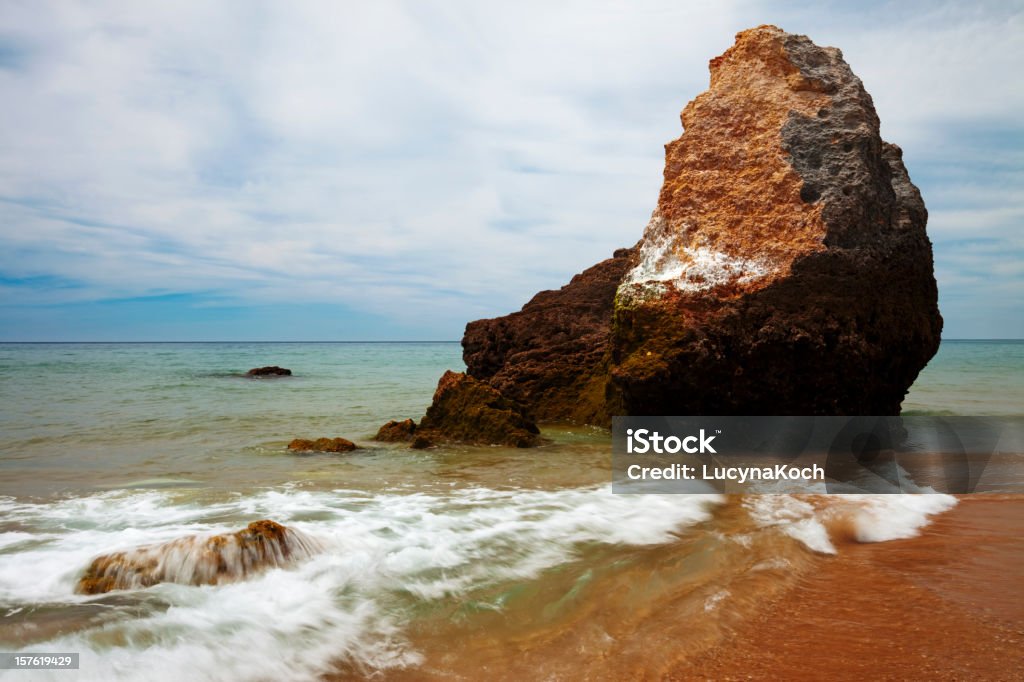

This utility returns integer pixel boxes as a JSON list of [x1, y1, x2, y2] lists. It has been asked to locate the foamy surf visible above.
[[0, 485, 724, 681], [0, 486, 958, 681], [745, 493, 958, 554]]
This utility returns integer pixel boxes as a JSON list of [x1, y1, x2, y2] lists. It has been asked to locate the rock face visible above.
[[464, 248, 635, 423], [374, 418, 417, 442], [462, 25, 941, 423], [413, 371, 541, 448], [76, 520, 321, 594], [247, 366, 292, 376], [287, 437, 357, 453]]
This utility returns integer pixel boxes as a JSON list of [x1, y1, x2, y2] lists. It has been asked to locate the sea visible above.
[[0, 340, 1021, 680]]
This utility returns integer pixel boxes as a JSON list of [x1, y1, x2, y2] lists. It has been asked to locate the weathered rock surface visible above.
[[287, 437, 357, 453], [460, 25, 941, 423], [412, 370, 541, 448], [463, 248, 635, 423], [374, 418, 417, 442], [76, 520, 321, 594], [247, 366, 292, 376]]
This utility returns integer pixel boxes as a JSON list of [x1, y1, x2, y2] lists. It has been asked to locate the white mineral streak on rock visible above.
[[619, 214, 775, 301]]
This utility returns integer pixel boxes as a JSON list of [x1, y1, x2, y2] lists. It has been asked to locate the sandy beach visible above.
[[666, 495, 1024, 681]]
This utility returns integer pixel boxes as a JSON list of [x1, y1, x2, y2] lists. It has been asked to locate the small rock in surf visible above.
[[76, 520, 320, 594], [287, 437, 358, 453]]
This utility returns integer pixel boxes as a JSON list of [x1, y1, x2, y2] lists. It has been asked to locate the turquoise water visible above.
[[0, 340, 1020, 499], [902, 340, 1024, 416], [0, 342, 468, 498], [0, 340, 1018, 681]]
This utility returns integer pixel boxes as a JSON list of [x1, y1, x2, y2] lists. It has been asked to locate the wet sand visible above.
[[665, 495, 1024, 681]]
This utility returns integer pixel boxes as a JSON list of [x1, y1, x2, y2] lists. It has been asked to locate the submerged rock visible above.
[[246, 366, 292, 376], [409, 434, 434, 450], [287, 437, 357, 453], [374, 418, 417, 442], [76, 520, 321, 594], [459, 25, 941, 423], [413, 371, 541, 448]]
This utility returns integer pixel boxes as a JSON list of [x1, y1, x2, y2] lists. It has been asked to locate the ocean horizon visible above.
[[3, 338, 1020, 342]]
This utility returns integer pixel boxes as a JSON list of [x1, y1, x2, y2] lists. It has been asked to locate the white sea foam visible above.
[[746, 495, 838, 554], [0, 485, 722, 681], [0, 532, 36, 551], [745, 493, 958, 555], [704, 589, 730, 612], [840, 494, 958, 543]]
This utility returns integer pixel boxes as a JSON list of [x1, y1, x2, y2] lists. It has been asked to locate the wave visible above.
[[746, 493, 958, 554], [0, 485, 956, 681]]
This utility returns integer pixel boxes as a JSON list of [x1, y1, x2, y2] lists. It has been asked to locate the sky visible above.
[[0, 0, 1021, 340]]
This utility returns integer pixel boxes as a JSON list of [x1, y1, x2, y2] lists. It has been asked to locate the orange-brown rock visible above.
[[409, 434, 434, 450], [463, 248, 635, 424], [413, 370, 541, 448], [76, 520, 321, 594], [462, 25, 941, 423], [374, 418, 417, 442], [287, 437, 357, 453], [609, 25, 940, 416]]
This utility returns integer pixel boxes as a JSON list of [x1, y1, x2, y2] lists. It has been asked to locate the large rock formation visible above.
[[463, 25, 941, 423], [76, 520, 321, 594]]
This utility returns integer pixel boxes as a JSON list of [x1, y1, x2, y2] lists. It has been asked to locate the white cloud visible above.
[[0, 0, 1020, 337]]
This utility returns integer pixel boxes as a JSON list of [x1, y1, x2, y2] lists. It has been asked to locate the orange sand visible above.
[[665, 495, 1024, 681]]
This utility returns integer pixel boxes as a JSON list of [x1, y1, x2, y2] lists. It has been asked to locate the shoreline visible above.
[[665, 494, 1024, 681]]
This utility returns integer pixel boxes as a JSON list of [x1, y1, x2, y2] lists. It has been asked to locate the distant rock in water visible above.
[[460, 25, 941, 424], [411, 371, 541, 448], [287, 437, 357, 453], [76, 520, 321, 594], [247, 366, 292, 376], [374, 418, 417, 442]]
